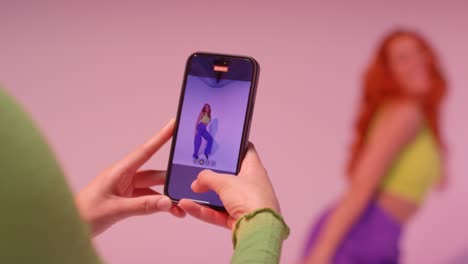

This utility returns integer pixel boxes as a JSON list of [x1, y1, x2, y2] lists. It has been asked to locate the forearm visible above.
[[74, 189, 107, 237], [195, 116, 202, 127], [231, 209, 289, 264], [308, 150, 384, 261], [308, 190, 370, 261]]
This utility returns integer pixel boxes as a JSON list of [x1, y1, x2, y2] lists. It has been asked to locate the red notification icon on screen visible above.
[[213, 65, 229, 72]]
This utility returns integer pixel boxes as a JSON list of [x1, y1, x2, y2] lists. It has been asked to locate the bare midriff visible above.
[[377, 191, 420, 224]]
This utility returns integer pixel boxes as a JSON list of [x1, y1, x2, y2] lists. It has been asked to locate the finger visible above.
[[117, 195, 172, 217], [178, 199, 232, 229], [132, 188, 161, 197], [241, 142, 263, 169], [133, 170, 166, 188], [118, 119, 175, 172], [191, 169, 233, 194], [169, 204, 186, 218], [131, 188, 185, 217]]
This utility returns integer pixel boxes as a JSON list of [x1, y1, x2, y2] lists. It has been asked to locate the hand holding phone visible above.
[[165, 52, 260, 210], [76, 120, 185, 236], [178, 143, 280, 229]]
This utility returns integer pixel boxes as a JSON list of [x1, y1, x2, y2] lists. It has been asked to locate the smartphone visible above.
[[164, 52, 259, 210]]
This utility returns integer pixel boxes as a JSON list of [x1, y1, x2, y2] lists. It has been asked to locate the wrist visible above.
[[232, 208, 289, 246], [247, 198, 281, 217], [75, 190, 104, 236]]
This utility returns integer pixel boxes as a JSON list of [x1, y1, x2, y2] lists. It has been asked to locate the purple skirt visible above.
[[303, 202, 402, 264]]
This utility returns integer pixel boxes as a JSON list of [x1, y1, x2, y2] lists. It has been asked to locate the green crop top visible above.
[[380, 125, 442, 203], [201, 113, 211, 124]]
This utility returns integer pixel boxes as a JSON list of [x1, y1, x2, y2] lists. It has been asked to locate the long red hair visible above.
[[201, 103, 212, 118], [347, 29, 447, 176]]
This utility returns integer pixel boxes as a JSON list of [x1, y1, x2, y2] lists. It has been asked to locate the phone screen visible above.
[[166, 53, 257, 208]]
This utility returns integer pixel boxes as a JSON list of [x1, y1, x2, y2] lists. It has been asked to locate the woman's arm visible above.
[[231, 209, 289, 264], [178, 144, 289, 263], [195, 112, 203, 131], [305, 101, 424, 263], [75, 119, 185, 236]]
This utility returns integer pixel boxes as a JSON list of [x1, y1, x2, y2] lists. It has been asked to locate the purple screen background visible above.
[[172, 75, 250, 172], [168, 75, 251, 205]]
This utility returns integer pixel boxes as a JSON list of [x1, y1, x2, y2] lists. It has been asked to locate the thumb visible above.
[[192, 169, 233, 194], [118, 195, 172, 217]]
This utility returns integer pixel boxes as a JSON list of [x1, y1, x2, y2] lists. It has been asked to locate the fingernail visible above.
[[166, 118, 176, 128], [157, 196, 172, 211], [190, 180, 196, 190]]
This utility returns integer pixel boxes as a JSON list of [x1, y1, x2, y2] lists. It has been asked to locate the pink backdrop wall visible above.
[[1, 1, 467, 263]]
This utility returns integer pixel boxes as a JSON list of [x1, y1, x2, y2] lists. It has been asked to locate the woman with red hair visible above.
[[304, 29, 447, 264]]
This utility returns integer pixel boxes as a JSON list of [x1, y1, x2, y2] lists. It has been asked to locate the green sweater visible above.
[[0, 89, 288, 264]]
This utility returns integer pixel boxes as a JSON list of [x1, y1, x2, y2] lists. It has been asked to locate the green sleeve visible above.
[[231, 209, 290, 264], [0, 89, 103, 264]]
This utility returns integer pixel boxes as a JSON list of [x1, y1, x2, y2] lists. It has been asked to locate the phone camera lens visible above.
[[214, 58, 230, 66]]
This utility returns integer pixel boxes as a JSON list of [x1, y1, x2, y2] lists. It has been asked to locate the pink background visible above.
[[1, 1, 467, 263]]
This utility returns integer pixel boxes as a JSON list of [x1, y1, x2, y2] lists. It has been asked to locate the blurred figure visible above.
[[303, 29, 447, 264]]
